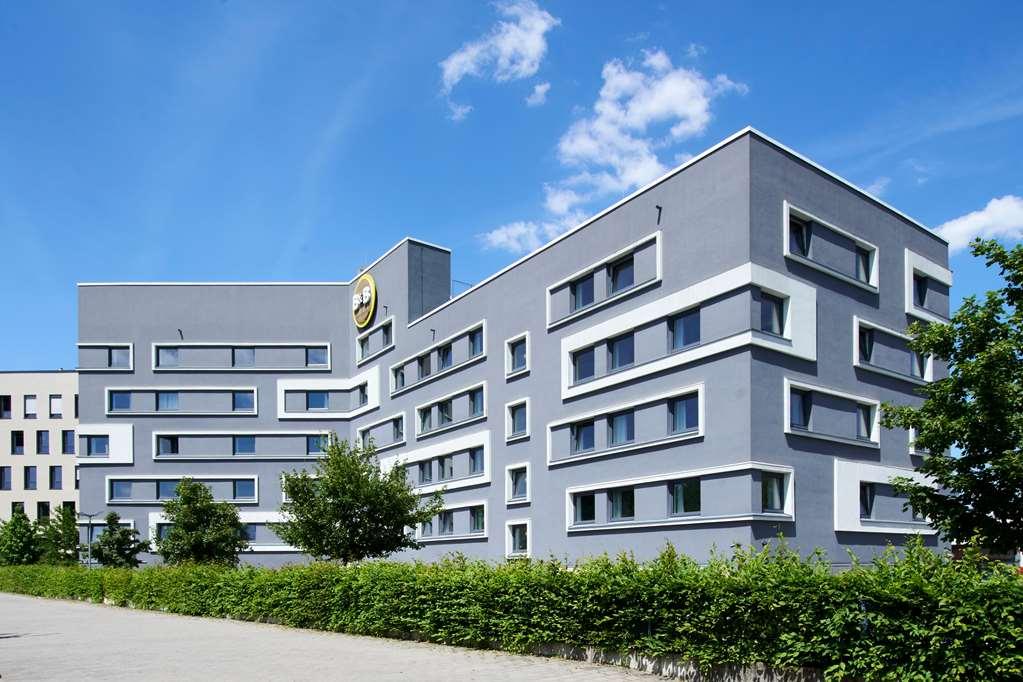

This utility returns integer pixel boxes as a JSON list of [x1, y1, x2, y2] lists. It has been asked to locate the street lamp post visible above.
[[79, 511, 100, 568]]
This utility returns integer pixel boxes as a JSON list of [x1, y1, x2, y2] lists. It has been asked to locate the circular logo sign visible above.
[[351, 273, 377, 329]]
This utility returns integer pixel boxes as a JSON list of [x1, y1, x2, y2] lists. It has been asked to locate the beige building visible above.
[[0, 371, 78, 521]]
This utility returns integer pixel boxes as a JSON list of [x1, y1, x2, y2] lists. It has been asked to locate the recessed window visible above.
[[242, 524, 258, 541], [789, 215, 812, 257], [418, 461, 432, 484], [233, 391, 255, 411], [469, 506, 485, 533], [509, 523, 528, 555], [11, 431, 24, 455], [24, 395, 37, 419], [913, 274, 928, 308], [394, 367, 406, 389], [392, 418, 404, 442], [61, 430, 75, 455], [420, 520, 433, 536], [49, 395, 62, 418], [109, 391, 131, 411], [11, 502, 24, 515], [306, 391, 328, 411], [859, 328, 874, 364], [110, 480, 131, 500], [417, 355, 432, 380], [37, 501, 50, 520], [306, 435, 326, 455], [573, 492, 595, 524], [469, 328, 484, 357], [36, 430, 49, 455], [790, 389, 811, 431], [670, 308, 700, 351], [438, 510, 454, 535], [856, 404, 874, 441], [571, 420, 595, 453], [509, 402, 528, 437], [157, 480, 178, 499], [381, 323, 392, 347], [509, 467, 528, 500], [570, 275, 594, 311], [438, 344, 453, 370], [157, 436, 179, 456], [109, 347, 131, 368], [157, 347, 179, 368], [0, 467, 10, 491], [437, 399, 453, 426], [469, 447, 484, 474], [24, 466, 37, 490], [358, 336, 369, 360], [157, 392, 179, 411], [609, 488, 635, 521], [762, 472, 785, 512], [419, 408, 432, 433], [233, 435, 256, 455], [760, 293, 785, 336], [856, 247, 872, 283], [509, 338, 527, 373], [305, 347, 328, 367], [607, 411, 634, 446], [573, 347, 595, 383], [438, 455, 454, 481], [48, 466, 62, 490], [157, 524, 173, 540], [608, 333, 634, 371], [356, 384, 368, 407], [469, 388, 484, 417], [859, 482, 875, 519], [232, 347, 255, 367], [669, 394, 699, 434], [0, 395, 10, 419], [910, 351, 926, 378], [670, 478, 701, 515], [608, 256, 635, 295], [233, 479, 256, 500], [86, 435, 109, 457]]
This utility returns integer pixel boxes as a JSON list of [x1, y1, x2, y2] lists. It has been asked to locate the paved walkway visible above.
[[0, 593, 644, 681]]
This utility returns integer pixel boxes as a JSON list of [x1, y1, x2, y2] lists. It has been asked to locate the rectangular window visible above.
[[509, 338, 527, 372], [417, 355, 432, 380], [669, 394, 699, 434], [509, 523, 528, 555], [394, 367, 406, 389], [157, 480, 178, 499], [469, 506, 485, 533], [358, 336, 369, 360], [670, 308, 701, 350], [86, 435, 109, 457], [857, 404, 874, 441], [306, 391, 328, 411], [381, 323, 392, 347], [469, 447, 484, 474], [608, 256, 635, 295], [418, 461, 432, 484], [233, 435, 256, 455], [438, 510, 454, 535], [392, 418, 404, 442], [420, 519, 433, 536], [49, 395, 63, 418], [760, 293, 785, 336], [0, 467, 10, 490], [109, 347, 130, 368], [608, 411, 635, 446], [510, 467, 527, 500], [356, 384, 368, 407], [570, 275, 594, 311], [156, 524, 173, 540], [62, 500, 75, 514], [438, 344, 453, 370], [859, 482, 876, 519], [469, 388, 484, 417], [419, 408, 432, 433], [62, 430, 75, 454], [37, 501, 50, 520], [913, 274, 928, 308], [790, 389, 811, 430], [74, 395, 78, 418], [306, 435, 326, 455], [0, 395, 10, 419], [36, 430, 49, 455], [509, 403, 527, 437], [24, 466, 37, 490], [24, 395, 37, 419], [762, 472, 785, 512], [468, 328, 484, 357], [437, 400, 453, 426], [11, 430, 24, 455], [232, 347, 255, 367], [859, 328, 874, 363], [305, 347, 328, 367], [438, 455, 454, 481], [157, 347, 179, 368], [49, 466, 62, 490], [157, 392, 179, 411], [910, 351, 926, 378], [609, 488, 635, 521], [573, 347, 595, 382], [157, 436, 179, 456], [109, 391, 131, 411], [789, 215, 812, 257], [571, 421, 595, 453], [242, 524, 257, 541], [233, 479, 255, 499], [232, 391, 255, 411], [608, 333, 634, 371], [573, 492, 595, 524], [670, 478, 701, 515], [856, 247, 872, 283], [12, 502, 24, 516]]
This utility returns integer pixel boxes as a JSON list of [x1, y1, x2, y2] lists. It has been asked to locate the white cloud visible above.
[[936, 195, 1023, 253], [525, 81, 551, 106], [447, 101, 473, 121], [439, 0, 559, 119], [864, 176, 890, 197], [685, 42, 706, 58], [543, 184, 582, 215], [478, 211, 583, 255]]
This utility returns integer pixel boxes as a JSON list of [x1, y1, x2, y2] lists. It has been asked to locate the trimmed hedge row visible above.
[[1, 541, 1021, 680]]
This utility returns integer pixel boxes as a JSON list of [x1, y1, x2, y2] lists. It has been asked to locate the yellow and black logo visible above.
[[352, 273, 377, 329]]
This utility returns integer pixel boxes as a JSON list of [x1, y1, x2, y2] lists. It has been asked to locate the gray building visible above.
[[76, 128, 951, 566]]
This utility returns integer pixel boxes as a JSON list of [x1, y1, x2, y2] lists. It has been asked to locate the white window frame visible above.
[[505, 461, 531, 506], [505, 398, 530, 443], [151, 341, 332, 372], [416, 500, 489, 543], [388, 320, 487, 396], [355, 412, 406, 453], [106, 474, 259, 505], [504, 331, 530, 379], [783, 377, 880, 448], [77, 342, 134, 372], [505, 518, 532, 558], [276, 367, 379, 420], [833, 459, 935, 534], [356, 315, 396, 366], [379, 430, 492, 496], [150, 429, 329, 461], [103, 386, 259, 417], [852, 316, 932, 384], [414, 380, 487, 440], [75, 423, 134, 465], [903, 249, 953, 323], [782, 201, 880, 291]]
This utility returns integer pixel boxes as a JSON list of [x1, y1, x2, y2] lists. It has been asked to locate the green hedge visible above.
[[1, 541, 1020, 680]]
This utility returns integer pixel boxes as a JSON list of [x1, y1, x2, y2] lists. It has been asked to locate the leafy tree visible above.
[[0, 509, 43, 565], [274, 435, 442, 563], [156, 478, 248, 566], [883, 238, 1023, 553], [91, 512, 150, 568], [40, 506, 82, 565]]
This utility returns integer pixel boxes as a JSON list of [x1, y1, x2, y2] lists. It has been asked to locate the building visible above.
[[0, 371, 78, 522], [76, 127, 951, 567]]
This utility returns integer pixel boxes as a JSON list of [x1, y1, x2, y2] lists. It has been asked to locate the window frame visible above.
[[504, 331, 530, 378], [505, 462, 530, 505], [505, 398, 530, 443]]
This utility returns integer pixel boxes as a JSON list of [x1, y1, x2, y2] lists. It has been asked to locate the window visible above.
[[469, 447, 484, 474], [234, 435, 256, 455], [856, 247, 872, 283], [109, 391, 131, 411], [381, 323, 392, 347], [608, 411, 635, 446], [760, 293, 785, 336], [0, 395, 9, 419], [157, 392, 179, 411], [913, 274, 928, 308], [608, 333, 634, 371], [469, 328, 484, 357], [438, 344, 453, 370], [49, 466, 62, 490], [571, 421, 595, 453], [157, 347, 179, 368], [24, 395, 37, 419], [233, 391, 255, 411], [670, 308, 701, 350], [11, 431, 24, 455], [233, 479, 256, 499], [859, 482, 875, 519], [419, 408, 432, 433], [509, 337, 527, 373], [437, 400, 453, 427], [356, 384, 368, 407], [762, 472, 785, 512], [420, 519, 433, 536], [608, 256, 635, 295], [417, 355, 432, 380], [394, 367, 406, 390], [469, 506, 485, 533], [392, 418, 404, 442], [109, 347, 130, 368], [62, 430, 75, 454], [62, 501, 75, 514], [789, 215, 812, 257], [857, 405, 874, 441], [37, 501, 50, 520], [0, 467, 10, 490], [157, 524, 173, 540], [573, 493, 595, 524], [910, 351, 926, 378], [509, 467, 528, 500], [232, 347, 255, 367], [859, 328, 874, 363], [418, 461, 432, 485], [438, 455, 454, 480], [509, 523, 528, 555], [74, 395, 78, 418], [509, 402, 528, 437], [570, 275, 594, 311], [358, 336, 369, 360], [438, 511, 454, 535], [790, 389, 811, 430], [157, 436, 179, 456], [157, 480, 178, 499], [85, 435, 109, 457], [573, 347, 595, 382], [24, 466, 37, 490], [670, 478, 701, 515], [36, 430, 49, 455], [307, 435, 326, 455], [469, 388, 484, 417], [669, 394, 699, 434], [306, 347, 328, 367], [609, 488, 635, 521], [49, 395, 63, 418], [306, 391, 328, 411], [12, 502, 24, 515], [242, 524, 258, 541]]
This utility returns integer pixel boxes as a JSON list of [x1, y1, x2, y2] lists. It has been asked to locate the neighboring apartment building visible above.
[[0, 371, 78, 522], [76, 128, 951, 567]]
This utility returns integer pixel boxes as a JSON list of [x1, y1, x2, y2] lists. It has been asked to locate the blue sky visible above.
[[1, 1, 1021, 370]]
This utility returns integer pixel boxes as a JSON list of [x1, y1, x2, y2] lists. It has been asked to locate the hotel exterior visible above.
[[75, 128, 951, 566]]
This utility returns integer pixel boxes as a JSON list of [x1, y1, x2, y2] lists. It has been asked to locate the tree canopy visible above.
[[91, 512, 150, 568], [155, 478, 249, 566]]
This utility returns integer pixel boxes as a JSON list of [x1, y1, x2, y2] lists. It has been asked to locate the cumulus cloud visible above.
[[477, 211, 584, 255], [439, 0, 559, 120], [935, 195, 1023, 253], [864, 176, 891, 197], [525, 81, 551, 106]]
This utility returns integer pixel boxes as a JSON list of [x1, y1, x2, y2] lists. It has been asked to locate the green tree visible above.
[[40, 505, 82, 565], [273, 435, 442, 563], [91, 512, 150, 568], [0, 509, 43, 565], [156, 478, 248, 566], [883, 238, 1023, 553]]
